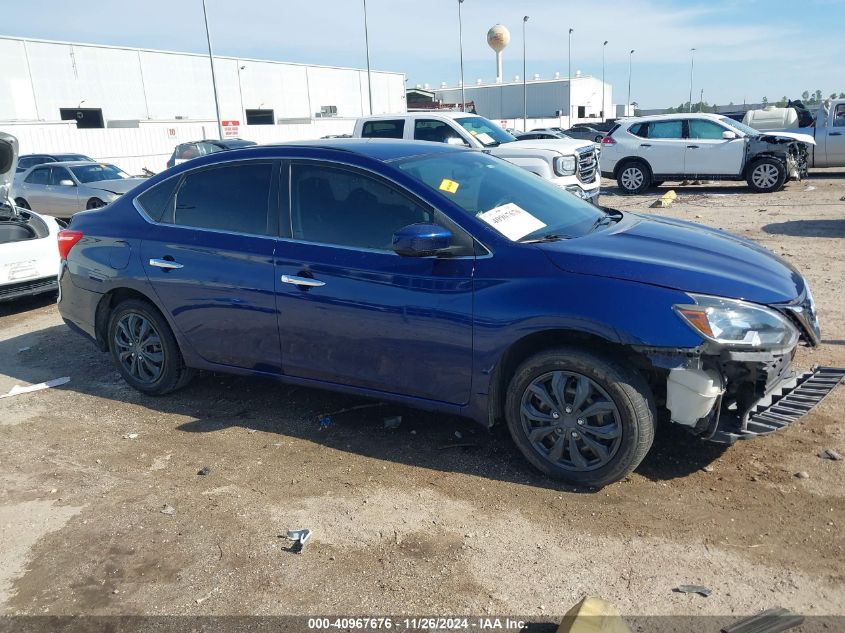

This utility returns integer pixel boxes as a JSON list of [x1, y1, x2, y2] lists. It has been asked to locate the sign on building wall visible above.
[[222, 120, 240, 137]]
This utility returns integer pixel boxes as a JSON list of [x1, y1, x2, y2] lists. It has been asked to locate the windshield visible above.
[[394, 151, 608, 242], [70, 163, 129, 183], [719, 117, 760, 137], [454, 117, 517, 147]]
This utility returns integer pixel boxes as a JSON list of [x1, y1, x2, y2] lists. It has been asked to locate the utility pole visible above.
[[201, 0, 224, 140], [688, 48, 696, 112], [523, 16, 529, 132], [627, 49, 634, 115], [601, 40, 608, 121], [568, 28, 574, 122], [363, 0, 374, 115], [458, 0, 466, 112]]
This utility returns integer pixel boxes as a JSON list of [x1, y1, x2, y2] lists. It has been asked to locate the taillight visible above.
[[57, 230, 84, 260], [601, 136, 617, 145]]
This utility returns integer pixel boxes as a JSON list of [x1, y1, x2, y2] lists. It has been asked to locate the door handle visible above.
[[281, 274, 325, 288], [149, 258, 184, 270], [686, 145, 700, 149], [639, 143, 651, 147], [830, 132, 842, 136]]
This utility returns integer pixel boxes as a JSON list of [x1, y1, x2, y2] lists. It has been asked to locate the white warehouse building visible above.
[[433, 75, 614, 123], [0, 36, 406, 172]]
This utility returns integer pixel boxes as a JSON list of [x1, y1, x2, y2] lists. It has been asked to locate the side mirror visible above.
[[392, 223, 452, 257], [722, 130, 737, 140], [58, 179, 75, 186]]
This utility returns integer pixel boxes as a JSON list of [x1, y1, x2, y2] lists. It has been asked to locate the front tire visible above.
[[505, 347, 655, 488], [616, 160, 652, 194], [746, 157, 786, 193], [108, 299, 194, 395]]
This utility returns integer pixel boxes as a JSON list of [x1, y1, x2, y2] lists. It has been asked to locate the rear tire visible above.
[[505, 346, 655, 488], [746, 157, 786, 193], [107, 299, 194, 395], [14, 198, 30, 210], [616, 160, 652, 194]]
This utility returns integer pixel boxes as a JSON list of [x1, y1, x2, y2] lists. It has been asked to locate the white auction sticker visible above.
[[477, 203, 546, 241], [476, 132, 495, 145]]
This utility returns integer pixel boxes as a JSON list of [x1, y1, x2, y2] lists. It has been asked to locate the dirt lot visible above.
[[1, 170, 844, 625]]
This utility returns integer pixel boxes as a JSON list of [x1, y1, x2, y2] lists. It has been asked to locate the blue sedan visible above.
[[56, 139, 832, 487]]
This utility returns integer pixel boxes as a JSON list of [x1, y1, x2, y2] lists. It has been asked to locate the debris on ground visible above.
[[17, 346, 31, 353], [794, 471, 810, 479], [195, 588, 217, 605], [651, 190, 678, 208], [805, 185, 816, 191], [454, 431, 463, 439], [318, 402, 384, 421], [383, 415, 402, 430], [673, 584, 712, 597], [122, 433, 139, 440], [285, 528, 312, 553], [160, 504, 176, 516], [558, 596, 632, 633], [438, 443, 481, 451], [197, 466, 211, 476], [721, 607, 804, 633], [702, 465, 715, 473], [819, 448, 843, 461], [0, 376, 70, 399]]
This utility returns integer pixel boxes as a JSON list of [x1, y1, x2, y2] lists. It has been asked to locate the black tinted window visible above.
[[171, 163, 272, 235], [414, 119, 467, 144], [628, 123, 647, 137], [25, 167, 50, 185], [291, 164, 431, 250], [137, 177, 180, 222], [361, 120, 405, 139]]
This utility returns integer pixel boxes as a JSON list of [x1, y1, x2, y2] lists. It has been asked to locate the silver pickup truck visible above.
[[352, 112, 601, 204]]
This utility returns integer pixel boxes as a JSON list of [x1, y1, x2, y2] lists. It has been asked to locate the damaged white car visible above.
[[0, 132, 61, 302]]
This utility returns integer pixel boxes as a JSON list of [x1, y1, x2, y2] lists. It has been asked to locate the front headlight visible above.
[[553, 155, 577, 176], [673, 293, 798, 349]]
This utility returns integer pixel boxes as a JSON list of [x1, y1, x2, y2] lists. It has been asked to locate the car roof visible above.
[[362, 112, 480, 121], [621, 112, 726, 123], [31, 161, 112, 168], [266, 138, 465, 161], [178, 139, 256, 147]]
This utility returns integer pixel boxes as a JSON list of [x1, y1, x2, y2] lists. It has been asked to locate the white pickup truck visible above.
[[745, 99, 845, 168], [352, 112, 601, 204]]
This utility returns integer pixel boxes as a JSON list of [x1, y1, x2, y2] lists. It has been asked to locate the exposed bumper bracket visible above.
[[706, 366, 845, 444]]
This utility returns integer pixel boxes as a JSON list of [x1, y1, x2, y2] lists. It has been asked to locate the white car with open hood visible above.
[[0, 132, 61, 302]]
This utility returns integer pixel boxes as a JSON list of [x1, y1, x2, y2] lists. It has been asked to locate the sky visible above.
[[2, 0, 844, 109]]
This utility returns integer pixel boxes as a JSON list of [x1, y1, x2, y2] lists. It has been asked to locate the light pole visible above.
[[688, 47, 696, 112], [627, 49, 635, 115], [458, 0, 466, 112], [601, 40, 608, 121], [568, 28, 574, 122], [236, 64, 246, 126], [201, 0, 224, 140], [363, 0, 374, 115], [523, 15, 529, 132]]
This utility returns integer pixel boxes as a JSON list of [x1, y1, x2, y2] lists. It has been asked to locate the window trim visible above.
[[132, 158, 281, 239], [284, 158, 483, 258]]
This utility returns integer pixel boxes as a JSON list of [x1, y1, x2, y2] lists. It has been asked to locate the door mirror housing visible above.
[[58, 179, 75, 186], [392, 223, 453, 257], [722, 130, 737, 140]]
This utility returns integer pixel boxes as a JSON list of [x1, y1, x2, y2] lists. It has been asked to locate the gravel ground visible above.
[[1, 170, 843, 624]]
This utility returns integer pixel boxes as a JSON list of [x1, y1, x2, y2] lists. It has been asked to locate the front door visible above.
[[47, 166, 82, 216], [140, 160, 282, 373], [823, 103, 845, 167], [275, 161, 475, 405], [638, 119, 686, 176], [683, 119, 745, 177]]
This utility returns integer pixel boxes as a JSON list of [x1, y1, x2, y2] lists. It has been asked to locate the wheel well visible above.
[[86, 197, 104, 206], [488, 329, 655, 427], [744, 152, 786, 176], [94, 288, 159, 350], [613, 157, 652, 180]]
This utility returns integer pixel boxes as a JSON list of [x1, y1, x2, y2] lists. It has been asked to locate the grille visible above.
[[0, 276, 58, 299], [576, 146, 598, 184]]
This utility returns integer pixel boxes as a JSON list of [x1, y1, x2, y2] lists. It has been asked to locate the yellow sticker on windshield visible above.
[[439, 178, 460, 194]]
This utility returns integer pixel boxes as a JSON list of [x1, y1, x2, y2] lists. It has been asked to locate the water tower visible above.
[[487, 24, 510, 83]]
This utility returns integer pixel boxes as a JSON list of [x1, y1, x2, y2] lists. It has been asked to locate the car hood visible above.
[[756, 131, 816, 146], [537, 213, 805, 305], [85, 178, 146, 195], [0, 132, 18, 206], [504, 138, 595, 155]]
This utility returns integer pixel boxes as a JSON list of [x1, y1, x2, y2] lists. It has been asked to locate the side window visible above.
[[137, 177, 181, 222], [414, 119, 467, 145], [290, 164, 432, 250], [628, 123, 647, 138], [688, 120, 727, 140], [647, 121, 683, 139], [361, 120, 405, 139], [833, 105, 845, 128], [25, 167, 50, 185], [170, 163, 272, 235], [48, 167, 73, 186]]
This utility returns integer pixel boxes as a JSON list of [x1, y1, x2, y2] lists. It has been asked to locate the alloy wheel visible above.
[[113, 312, 164, 384], [620, 167, 644, 191], [751, 163, 779, 190], [519, 371, 622, 471]]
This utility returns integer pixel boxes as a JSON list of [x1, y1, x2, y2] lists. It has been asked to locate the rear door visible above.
[[139, 160, 282, 373], [823, 102, 845, 166], [684, 119, 745, 176], [20, 166, 52, 212], [638, 120, 686, 176]]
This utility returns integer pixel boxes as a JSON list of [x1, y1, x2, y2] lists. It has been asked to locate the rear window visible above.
[[361, 120, 405, 139], [648, 121, 683, 139], [628, 123, 647, 138]]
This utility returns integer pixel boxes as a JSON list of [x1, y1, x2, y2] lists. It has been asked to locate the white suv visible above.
[[600, 113, 814, 194]]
